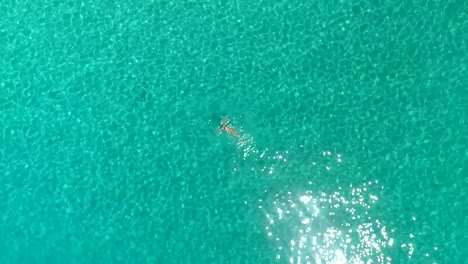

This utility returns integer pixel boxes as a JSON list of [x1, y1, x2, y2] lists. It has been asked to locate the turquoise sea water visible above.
[[1, 0, 467, 263]]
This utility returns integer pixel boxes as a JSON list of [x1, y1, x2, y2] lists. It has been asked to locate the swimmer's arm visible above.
[[221, 117, 230, 126]]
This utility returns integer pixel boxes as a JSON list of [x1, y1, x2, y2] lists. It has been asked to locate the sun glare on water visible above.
[[255, 150, 396, 264]]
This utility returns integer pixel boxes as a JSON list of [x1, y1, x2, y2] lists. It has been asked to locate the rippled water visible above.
[[1, 0, 466, 263]]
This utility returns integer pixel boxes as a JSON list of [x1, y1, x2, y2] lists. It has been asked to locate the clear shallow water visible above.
[[1, 0, 467, 263]]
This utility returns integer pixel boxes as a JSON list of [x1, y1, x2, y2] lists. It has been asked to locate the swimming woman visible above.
[[217, 117, 239, 137]]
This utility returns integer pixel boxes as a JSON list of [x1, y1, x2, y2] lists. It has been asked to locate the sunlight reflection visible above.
[[230, 141, 425, 262], [258, 150, 395, 263], [236, 132, 257, 159]]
